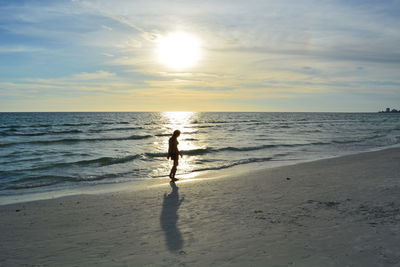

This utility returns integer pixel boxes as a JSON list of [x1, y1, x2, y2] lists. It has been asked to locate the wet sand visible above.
[[1, 148, 400, 266]]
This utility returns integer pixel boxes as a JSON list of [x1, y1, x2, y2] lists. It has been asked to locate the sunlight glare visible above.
[[156, 32, 202, 69]]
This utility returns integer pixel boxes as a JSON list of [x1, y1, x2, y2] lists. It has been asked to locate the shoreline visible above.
[[1, 144, 399, 206], [1, 147, 400, 266]]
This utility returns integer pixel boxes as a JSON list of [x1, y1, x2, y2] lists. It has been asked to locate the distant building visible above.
[[379, 107, 400, 113]]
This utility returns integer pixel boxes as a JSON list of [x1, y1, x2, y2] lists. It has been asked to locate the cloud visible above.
[[0, 71, 141, 97], [72, 71, 115, 80], [1, 0, 399, 111], [101, 25, 112, 31], [74, 0, 159, 41], [0, 45, 44, 53], [222, 46, 400, 65]]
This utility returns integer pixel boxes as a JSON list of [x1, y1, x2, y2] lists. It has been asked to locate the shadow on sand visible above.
[[160, 182, 185, 251]]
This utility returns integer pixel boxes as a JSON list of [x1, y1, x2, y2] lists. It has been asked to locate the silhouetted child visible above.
[[167, 130, 183, 182]]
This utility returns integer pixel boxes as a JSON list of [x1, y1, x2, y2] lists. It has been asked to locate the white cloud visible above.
[[1, 0, 399, 111], [101, 25, 112, 31], [72, 71, 115, 80]]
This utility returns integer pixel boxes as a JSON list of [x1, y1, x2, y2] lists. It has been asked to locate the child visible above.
[[167, 130, 183, 181]]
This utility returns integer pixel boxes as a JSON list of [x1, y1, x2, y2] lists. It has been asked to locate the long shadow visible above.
[[160, 181, 185, 251]]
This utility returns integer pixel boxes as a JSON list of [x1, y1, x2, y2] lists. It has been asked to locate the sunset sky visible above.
[[1, 0, 399, 112]]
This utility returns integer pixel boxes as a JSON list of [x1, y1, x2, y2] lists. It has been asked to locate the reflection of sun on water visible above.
[[161, 112, 203, 179], [163, 111, 194, 127]]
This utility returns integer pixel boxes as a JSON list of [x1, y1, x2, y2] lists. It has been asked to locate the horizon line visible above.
[[0, 110, 381, 113]]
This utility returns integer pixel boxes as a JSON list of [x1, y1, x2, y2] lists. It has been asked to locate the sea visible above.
[[1, 112, 400, 203]]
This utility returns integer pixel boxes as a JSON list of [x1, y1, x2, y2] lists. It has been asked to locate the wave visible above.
[[331, 134, 384, 144], [0, 129, 83, 137], [66, 154, 142, 167], [2, 133, 383, 155], [89, 126, 143, 133], [192, 125, 214, 128], [192, 120, 261, 125], [4, 171, 136, 190], [191, 157, 273, 172], [142, 142, 330, 159], [297, 129, 323, 133], [274, 125, 291, 129], [142, 152, 165, 158], [176, 135, 388, 156], [180, 142, 329, 156], [55, 123, 92, 127], [0, 126, 145, 136], [55, 122, 128, 127], [0, 124, 53, 129], [0, 157, 42, 165], [5, 178, 65, 190], [0, 134, 152, 147], [155, 133, 171, 137], [0, 121, 131, 129], [0, 123, 89, 129], [20, 154, 142, 172]]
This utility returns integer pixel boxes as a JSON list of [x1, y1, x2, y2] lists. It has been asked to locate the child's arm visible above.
[[177, 145, 183, 157]]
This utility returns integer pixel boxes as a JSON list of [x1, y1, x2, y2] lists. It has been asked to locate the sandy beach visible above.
[[1, 148, 400, 266]]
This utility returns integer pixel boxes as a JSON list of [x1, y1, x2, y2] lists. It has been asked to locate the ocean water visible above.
[[1, 112, 400, 199]]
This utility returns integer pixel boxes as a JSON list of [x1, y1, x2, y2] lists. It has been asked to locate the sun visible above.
[[156, 32, 202, 69]]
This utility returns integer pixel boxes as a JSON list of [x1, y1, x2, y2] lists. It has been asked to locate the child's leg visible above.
[[170, 166, 177, 179], [170, 159, 179, 179]]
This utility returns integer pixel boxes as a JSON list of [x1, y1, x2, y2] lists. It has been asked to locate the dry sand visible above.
[[1, 148, 400, 266]]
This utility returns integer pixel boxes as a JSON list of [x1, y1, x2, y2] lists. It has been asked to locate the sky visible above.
[[0, 0, 399, 112]]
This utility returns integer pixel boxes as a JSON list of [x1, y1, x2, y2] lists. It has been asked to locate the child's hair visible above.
[[172, 130, 181, 137]]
